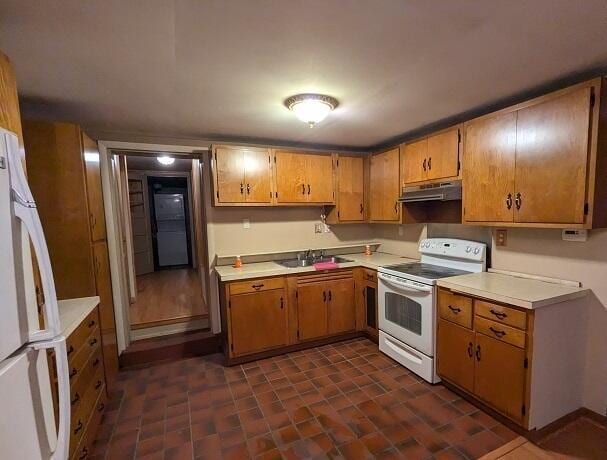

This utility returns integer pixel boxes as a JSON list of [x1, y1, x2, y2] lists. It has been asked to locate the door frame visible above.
[[97, 140, 215, 353]]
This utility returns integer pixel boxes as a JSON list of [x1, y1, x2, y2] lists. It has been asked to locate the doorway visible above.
[[117, 152, 209, 339]]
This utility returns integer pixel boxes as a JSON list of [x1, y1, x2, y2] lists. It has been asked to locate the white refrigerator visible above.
[[0, 127, 70, 459], [154, 192, 189, 267]]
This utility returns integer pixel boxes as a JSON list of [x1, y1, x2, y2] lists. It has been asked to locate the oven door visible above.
[[378, 273, 435, 356]]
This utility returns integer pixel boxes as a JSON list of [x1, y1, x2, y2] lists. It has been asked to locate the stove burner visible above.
[[383, 262, 471, 280]]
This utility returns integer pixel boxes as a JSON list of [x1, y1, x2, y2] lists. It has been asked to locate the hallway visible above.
[[130, 268, 208, 329]]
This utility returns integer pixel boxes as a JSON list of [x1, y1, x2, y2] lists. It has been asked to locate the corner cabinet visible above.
[[462, 78, 607, 228], [274, 150, 335, 204], [211, 145, 273, 205], [369, 148, 401, 222], [401, 125, 461, 186]]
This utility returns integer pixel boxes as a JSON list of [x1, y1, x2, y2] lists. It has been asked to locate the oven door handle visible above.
[[378, 273, 432, 293]]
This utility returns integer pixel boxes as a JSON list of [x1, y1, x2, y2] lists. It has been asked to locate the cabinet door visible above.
[[463, 112, 517, 222], [337, 156, 364, 221], [274, 151, 308, 203], [474, 333, 526, 421], [82, 132, 106, 242], [92, 241, 118, 388], [297, 283, 328, 340], [306, 154, 334, 203], [229, 289, 288, 355], [401, 139, 427, 185], [427, 127, 460, 181], [327, 278, 355, 335], [370, 149, 400, 221], [243, 148, 272, 203], [514, 88, 591, 224], [214, 147, 245, 203], [437, 320, 475, 393]]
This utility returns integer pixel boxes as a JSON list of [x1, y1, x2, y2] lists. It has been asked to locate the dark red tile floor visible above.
[[90, 338, 517, 459]]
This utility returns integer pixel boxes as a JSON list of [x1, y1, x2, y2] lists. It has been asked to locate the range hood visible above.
[[399, 180, 462, 203]]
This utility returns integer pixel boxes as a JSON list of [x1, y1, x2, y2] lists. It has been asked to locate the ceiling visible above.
[[2, 1, 607, 150]]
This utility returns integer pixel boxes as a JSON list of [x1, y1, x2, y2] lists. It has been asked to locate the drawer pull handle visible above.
[[489, 309, 507, 320], [97, 402, 105, 412], [67, 345, 74, 356], [251, 284, 264, 290], [89, 338, 97, 346], [467, 342, 473, 358], [95, 380, 102, 390], [489, 326, 506, 338], [73, 420, 83, 435], [78, 447, 88, 459], [93, 358, 100, 367], [447, 305, 461, 314], [71, 393, 80, 406], [88, 320, 96, 328], [69, 368, 78, 379], [475, 344, 481, 362]]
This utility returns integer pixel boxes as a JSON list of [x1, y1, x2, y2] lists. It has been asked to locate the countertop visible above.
[[58, 296, 100, 337], [215, 252, 416, 281], [437, 272, 588, 309]]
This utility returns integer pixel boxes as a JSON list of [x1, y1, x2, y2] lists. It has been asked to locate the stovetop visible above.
[[379, 262, 471, 281]]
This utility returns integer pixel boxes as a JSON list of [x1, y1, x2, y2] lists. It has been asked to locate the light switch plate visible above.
[[314, 223, 323, 233], [243, 219, 250, 229], [562, 229, 588, 242], [495, 229, 507, 247]]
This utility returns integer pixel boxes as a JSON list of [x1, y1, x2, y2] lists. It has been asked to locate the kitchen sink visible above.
[[275, 256, 353, 268]]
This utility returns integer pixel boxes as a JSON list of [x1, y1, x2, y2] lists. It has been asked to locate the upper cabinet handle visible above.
[[515, 193, 522, 210], [301, 184, 306, 195], [360, 203, 364, 214], [423, 158, 427, 171], [394, 202, 398, 213], [428, 157, 432, 170], [506, 193, 513, 210], [240, 183, 244, 194], [323, 291, 327, 302], [246, 183, 250, 194], [307, 184, 311, 195]]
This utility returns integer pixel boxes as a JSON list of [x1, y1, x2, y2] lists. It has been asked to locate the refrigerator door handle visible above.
[[5, 131, 61, 341], [32, 336, 70, 460]]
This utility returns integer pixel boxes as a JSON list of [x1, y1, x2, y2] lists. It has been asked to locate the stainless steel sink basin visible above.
[[275, 256, 352, 268]]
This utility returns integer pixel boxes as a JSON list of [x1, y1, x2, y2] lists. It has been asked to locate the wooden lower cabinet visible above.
[[437, 319, 474, 393], [474, 333, 526, 422], [228, 286, 288, 356], [327, 278, 355, 335], [297, 282, 328, 340]]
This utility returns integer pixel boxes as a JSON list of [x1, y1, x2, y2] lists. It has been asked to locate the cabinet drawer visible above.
[[70, 335, 102, 391], [71, 360, 104, 420], [70, 382, 107, 459], [229, 277, 285, 295], [71, 365, 105, 448], [475, 300, 527, 330], [475, 316, 526, 349], [66, 308, 99, 360], [438, 290, 473, 328], [362, 269, 377, 283]]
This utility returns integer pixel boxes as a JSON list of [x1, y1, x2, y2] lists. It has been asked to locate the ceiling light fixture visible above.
[[284, 93, 338, 128], [157, 155, 175, 165]]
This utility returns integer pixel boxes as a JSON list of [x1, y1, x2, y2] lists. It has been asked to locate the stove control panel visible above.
[[419, 238, 486, 262]]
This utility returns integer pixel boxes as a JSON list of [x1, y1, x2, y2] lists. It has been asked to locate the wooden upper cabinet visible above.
[[463, 111, 517, 223], [474, 333, 526, 422], [229, 288, 288, 356], [427, 127, 460, 181], [335, 156, 365, 222], [274, 150, 335, 204], [437, 320, 475, 393], [83, 132, 106, 242], [369, 148, 400, 221], [514, 87, 591, 224], [212, 145, 272, 205], [0, 51, 23, 145], [401, 138, 427, 185]]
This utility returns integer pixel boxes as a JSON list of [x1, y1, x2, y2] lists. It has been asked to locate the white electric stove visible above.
[[378, 238, 487, 383]]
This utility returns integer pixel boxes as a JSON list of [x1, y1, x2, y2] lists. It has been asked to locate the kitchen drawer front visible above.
[[362, 269, 377, 283], [438, 290, 473, 329], [475, 300, 527, 330], [70, 361, 104, 422], [66, 308, 99, 360], [71, 339, 103, 391], [70, 382, 107, 460], [475, 315, 526, 349], [70, 365, 105, 449], [229, 277, 285, 295]]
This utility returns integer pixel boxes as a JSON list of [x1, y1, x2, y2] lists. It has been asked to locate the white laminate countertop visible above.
[[58, 296, 100, 337], [437, 272, 589, 309], [215, 252, 417, 281]]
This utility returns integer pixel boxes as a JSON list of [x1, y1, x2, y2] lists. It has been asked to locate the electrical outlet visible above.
[[314, 223, 323, 233], [242, 219, 250, 229], [398, 226, 404, 236], [495, 229, 507, 246]]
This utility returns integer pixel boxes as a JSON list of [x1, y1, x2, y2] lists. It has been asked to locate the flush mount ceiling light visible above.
[[157, 155, 175, 165], [284, 93, 339, 128]]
